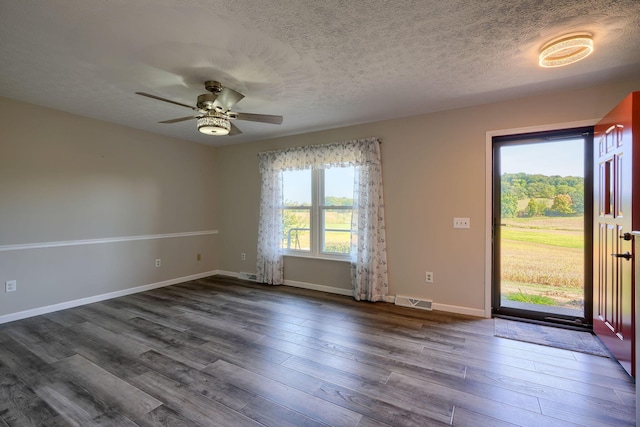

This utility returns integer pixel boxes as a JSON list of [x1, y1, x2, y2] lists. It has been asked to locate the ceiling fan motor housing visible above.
[[197, 93, 218, 110], [204, 80, 223, 94]]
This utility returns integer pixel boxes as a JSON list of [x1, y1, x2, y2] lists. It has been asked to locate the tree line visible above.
[[501, 173, 584, 218]]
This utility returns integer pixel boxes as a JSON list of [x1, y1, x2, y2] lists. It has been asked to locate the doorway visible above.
[[492, 127, 594, 327]]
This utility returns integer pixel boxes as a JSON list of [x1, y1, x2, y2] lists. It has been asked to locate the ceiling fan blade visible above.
[[136, 92, 198, 111], [158, 115, 199, 124], [231, 112, 283, 125], [228, 122, 243, 136], [213, 87, 245, 111]]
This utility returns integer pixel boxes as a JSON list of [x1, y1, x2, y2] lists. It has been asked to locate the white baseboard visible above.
[[212, 271, 353, 296], [214, 270, 243, 279], [0, 270, 219, 325], [213, 271, 485, 316], [283, 279, 353, 296], [280, 279, 484, 316], [432, 302, 486, 318], [0, 270, 486, 325]]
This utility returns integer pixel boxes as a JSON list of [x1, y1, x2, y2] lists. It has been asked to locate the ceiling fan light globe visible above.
[[197, 114, 230, 136], [198, 125, 230, 136]]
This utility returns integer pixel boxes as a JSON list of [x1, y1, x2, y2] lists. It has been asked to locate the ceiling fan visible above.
[[136, 80, 283, 136]]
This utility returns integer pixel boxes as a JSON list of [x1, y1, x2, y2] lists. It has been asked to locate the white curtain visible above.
[[350, 141, 390, 302], [256, 137, 389, 301], [256, 168, 284, 284]]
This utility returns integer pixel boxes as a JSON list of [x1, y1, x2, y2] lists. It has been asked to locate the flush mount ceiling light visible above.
[[197, 112, 231, 135], [539, 33, 594, 68]]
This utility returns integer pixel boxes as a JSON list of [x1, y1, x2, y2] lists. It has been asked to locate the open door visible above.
[[493, 129, 593, 326], [593, 92, 639, 376]]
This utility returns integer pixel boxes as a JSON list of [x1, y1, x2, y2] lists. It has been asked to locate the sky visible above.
[[499, 138, 585, 177], [283, 166, 355, 204]]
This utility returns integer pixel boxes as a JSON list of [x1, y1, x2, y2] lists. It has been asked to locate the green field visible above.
[[283, 210, 351, 253], [500, 216, 584, 309], [501, 228, 583, 248]]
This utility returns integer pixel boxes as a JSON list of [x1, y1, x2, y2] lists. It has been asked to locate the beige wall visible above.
[[0, 97, 219, 319], [2, 78, 639, 321], [216, 78, 640, 316]]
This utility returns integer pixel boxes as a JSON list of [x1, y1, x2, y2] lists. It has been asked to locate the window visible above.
[[256, 137, 388, 299], [282, 166, 355, 257]]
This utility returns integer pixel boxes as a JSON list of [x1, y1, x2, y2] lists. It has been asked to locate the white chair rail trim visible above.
[[0, 230, 219, 252]]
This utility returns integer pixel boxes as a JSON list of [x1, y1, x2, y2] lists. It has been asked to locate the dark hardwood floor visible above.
[[0, 275, 635, 426]]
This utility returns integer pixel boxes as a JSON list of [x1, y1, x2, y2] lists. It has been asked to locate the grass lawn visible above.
[[501, 228, 583, 248], [283, 212, 351, 253]]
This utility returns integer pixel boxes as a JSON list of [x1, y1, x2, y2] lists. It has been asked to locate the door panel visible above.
[[593, 92, 637, 376]]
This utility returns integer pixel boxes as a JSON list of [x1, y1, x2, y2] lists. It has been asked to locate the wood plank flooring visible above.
[[0, 275, 635, 426]]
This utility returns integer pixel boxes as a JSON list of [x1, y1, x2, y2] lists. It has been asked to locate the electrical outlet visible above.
[[5, 280, 17, 293], [196, 253, 201, 261], [155, 259, 161, 267], [425, 272, 433, 283], [453, 217, 470, 229], [241, 253, 246, 261]]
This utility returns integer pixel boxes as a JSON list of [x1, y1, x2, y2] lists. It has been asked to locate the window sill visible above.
[[283, 252, 351, 263]]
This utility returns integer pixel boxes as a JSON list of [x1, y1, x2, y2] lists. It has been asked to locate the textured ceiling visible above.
[[1, 0, 639, 146]]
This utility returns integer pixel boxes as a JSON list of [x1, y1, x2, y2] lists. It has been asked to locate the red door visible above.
[[593, 92, 639, 376]]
